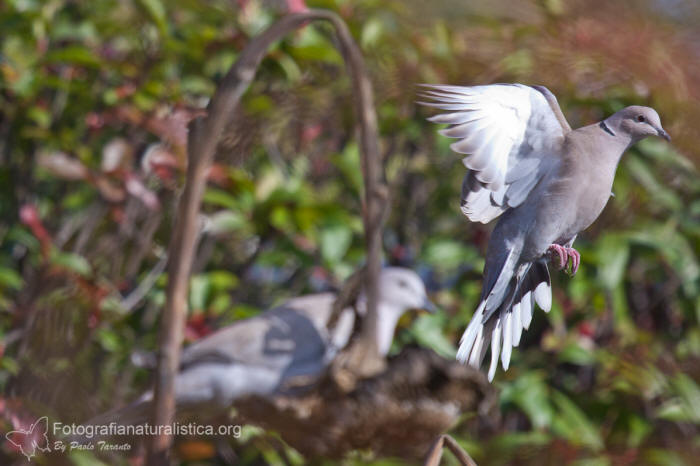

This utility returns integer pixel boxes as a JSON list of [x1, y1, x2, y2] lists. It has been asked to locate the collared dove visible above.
[[421, 83, 670, 381], [91, 267, 434, 426]]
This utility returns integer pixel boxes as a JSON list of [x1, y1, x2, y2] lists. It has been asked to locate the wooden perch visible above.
[[232, 347, 497, 461], [150, 9, 387, 463]]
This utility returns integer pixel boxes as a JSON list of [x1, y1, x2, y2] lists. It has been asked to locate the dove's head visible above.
[[609, 105, 670, 143], [376, 267, 436, 313], [356, 267, 436, 354]]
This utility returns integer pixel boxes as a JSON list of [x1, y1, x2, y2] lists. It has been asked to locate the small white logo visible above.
[[5, 416, 51, 461]]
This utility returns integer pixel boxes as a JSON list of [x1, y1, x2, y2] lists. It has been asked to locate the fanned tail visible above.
[[458, 256, 551, 381]]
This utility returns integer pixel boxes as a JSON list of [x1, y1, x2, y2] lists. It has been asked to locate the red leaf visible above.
[[286, 0, 308, 13], [185, 314, 214, 342], [19, 205, 51, 253]]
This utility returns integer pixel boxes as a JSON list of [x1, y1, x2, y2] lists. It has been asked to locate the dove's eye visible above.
[[636, 115, 646, 123]]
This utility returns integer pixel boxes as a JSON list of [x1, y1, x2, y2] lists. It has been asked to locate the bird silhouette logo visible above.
[[5, 416, 51, 461]]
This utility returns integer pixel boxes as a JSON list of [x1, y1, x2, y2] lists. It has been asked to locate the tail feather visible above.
[[521, 289, 534, 329], [501, 310, 513, 370], [456, 300, 486, 363], [511, 302, 522, 346], [487, 318, 502, 381], [467, 326, 486, 367], [533, 262, 552, 312], [458, 257, 551, 381]]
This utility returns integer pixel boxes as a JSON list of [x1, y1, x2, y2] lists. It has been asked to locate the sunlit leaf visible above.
[[0, 267, 23, 290], [595, 233, 629, 290], [500, 372, 553, 429], [409, 312, 456, 358], [320, 224, 352, 264], [551, 390, 604, 451], [50, 250, 91, 277]]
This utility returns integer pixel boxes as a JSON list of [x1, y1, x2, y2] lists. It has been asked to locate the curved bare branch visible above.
[[149, 9, 385, 463]]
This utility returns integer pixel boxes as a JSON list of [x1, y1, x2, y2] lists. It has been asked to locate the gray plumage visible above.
[[93, 267, 434, 425], [421, 83, 670, 381]]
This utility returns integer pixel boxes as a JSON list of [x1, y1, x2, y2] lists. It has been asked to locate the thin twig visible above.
[[148, 9, 385, 463], [120, 253, 168, 312], [423, 434, 478, 466]]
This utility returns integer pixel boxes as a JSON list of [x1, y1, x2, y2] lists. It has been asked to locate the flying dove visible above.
[[90, 268, 435, 426], [421, 83, 670, 381]]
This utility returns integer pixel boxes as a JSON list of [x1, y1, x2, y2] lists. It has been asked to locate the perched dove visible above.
[[91, 267, 434, 425], [421, 83, 670, 381]]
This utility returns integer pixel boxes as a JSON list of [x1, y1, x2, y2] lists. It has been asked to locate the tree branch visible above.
[[423, 434, 479, 466], [149, 9, 385, 463]]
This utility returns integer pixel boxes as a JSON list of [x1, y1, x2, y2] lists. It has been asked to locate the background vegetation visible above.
[[1, 0, 698, 464]]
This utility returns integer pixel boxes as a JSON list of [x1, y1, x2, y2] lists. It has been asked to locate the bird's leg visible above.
[[565, 247, 580, 276], [547, 244, 568, 269], [547, 244, 581, 276]]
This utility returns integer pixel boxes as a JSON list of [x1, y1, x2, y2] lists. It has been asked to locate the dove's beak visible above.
[[421, 297, 438, 314], [657, 127, 671, 142]]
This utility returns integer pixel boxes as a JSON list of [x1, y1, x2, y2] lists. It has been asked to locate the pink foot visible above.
[[568, 248, 580, 276], [547, 244, 581, 276], [548, 244, 568, 269]]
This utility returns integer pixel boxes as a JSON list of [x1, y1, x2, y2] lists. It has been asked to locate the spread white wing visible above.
[[420, 84, 569, 223]]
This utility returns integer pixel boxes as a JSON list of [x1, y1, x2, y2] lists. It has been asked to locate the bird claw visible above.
[[568, 248, 580, 276], [547, 244, 567, 269], [547, 244, 580, 276]]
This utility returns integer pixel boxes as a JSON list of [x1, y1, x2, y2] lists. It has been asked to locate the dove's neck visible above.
[[602, 117, 636, 152], [375, 302, 404, 356]]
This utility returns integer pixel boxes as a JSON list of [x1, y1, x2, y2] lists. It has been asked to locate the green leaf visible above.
[[558, 341, 596, 366], [500, 49, 533, 76], [44, 46, 101, 68], [489, 431, 551, 449], [290, 26, 342, 64], [409, 313, 456, 358], [331, 144, 363, 195], [0, 266, 23, 290], [189, 274, 210, 311], [500, 372, 553, 429], [423, 239, 476, 270], [571, 458, 611, 466], [625, 155, 682, 211], [136, 0, 168, 35], [656, 373, 700, 423], [290, 44, 342, 65], [361, 17, 384, 48], [206, 211, 247, 235], [180, 76, 215, 96], [629, 223, 699, 296], [626, 413, 652, 448], [1, 356, 20, 375], [595, 233, 630, 290], [643, 449, 688, 466], [96, 328, 122, 353], [320, 224, 352, 264], [551, 390, 604, 451], [637, 138, 696, 173], [208, 270, 239, 291], [50, 250, 91, 277], [203, 188, 239, 210], [276, 53, 302, 82]]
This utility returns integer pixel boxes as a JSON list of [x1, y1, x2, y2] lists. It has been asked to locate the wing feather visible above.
[[421, 83, 568, 223]]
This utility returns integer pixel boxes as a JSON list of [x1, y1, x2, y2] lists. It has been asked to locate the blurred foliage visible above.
[[1, 0, 699, 464]]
